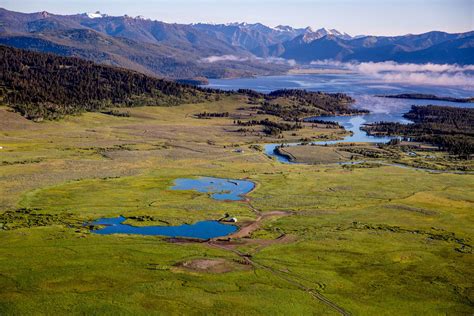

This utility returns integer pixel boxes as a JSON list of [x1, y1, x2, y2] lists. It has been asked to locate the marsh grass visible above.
[[0, 99, 473, 314]]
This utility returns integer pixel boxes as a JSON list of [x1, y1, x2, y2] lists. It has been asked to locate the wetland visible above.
[[1, 70, 473, 315]]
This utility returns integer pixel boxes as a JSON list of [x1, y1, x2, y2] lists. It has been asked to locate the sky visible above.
[[1, 0, 473, 36]]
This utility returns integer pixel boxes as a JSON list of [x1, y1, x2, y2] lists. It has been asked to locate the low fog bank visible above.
[[310, 60, 474, 87], [201, 54, 296, 66]]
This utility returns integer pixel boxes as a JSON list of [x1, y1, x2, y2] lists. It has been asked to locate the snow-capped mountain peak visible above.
[[273, 25, 295, 32], [85, 11, 107, 19], [225, 22, 249, 27], [301, 27, 352, 42]]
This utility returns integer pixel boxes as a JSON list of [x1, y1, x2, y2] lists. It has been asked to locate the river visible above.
[[207, 73, 473, 163]]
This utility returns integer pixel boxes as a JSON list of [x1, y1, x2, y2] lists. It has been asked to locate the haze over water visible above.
[[208, 71, 474, 163], [208, 72, 474, 119]]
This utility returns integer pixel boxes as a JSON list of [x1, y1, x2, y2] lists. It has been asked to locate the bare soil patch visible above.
[[227, 210, 292, 239], [175, 258, 251, 273]]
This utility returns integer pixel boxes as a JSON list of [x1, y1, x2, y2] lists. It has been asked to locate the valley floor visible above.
[[0, 98, 473, 315]]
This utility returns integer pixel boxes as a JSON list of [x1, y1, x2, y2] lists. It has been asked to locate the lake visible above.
[[90, 216, 237, 239], [208, 73, 473, 117]]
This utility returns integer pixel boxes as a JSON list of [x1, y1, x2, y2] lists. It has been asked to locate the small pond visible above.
[[90, 216, 237, 239], [171, 177, 254, 201]]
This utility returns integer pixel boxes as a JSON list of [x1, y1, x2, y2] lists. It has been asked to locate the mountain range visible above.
[[1, 8, 472, 79], [273, 31, 474, 64]]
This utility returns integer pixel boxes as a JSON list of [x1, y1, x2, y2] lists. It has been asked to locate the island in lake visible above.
[[378, 93, 474, 103]]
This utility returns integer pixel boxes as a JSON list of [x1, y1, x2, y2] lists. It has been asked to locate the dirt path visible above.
[[207, 201, 350, 315], [244, 199, 261, 215], [225, 210, 291, 239], [169, 191, 350, 314], [207, 240, 350, 316]]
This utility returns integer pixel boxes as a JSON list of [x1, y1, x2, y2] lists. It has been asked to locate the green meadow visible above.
[[0, 98, 473, 315]]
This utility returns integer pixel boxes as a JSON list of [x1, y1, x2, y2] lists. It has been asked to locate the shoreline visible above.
[[377, 93, 474, 103], [287, 68, 357, 75]]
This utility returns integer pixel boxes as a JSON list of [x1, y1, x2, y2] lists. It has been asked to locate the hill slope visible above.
[[0, 45, 221, 120], [0, 8, 289, 79]]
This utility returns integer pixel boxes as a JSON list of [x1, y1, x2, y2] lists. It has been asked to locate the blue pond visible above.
[[172, 177, 255, 201], [90, 216, 237, 239]]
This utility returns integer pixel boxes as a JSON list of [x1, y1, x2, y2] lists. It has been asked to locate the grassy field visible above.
[[1, 98, 473, 315], [278, 143, 474, 171], [277, 145, 354, 164]]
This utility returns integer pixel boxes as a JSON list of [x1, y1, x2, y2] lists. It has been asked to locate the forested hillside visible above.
[[0, 45, 222, 120]]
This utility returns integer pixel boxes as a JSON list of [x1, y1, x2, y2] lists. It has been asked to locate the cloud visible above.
[[265, 57, 297, 67], [351, 61, 474, 74], [201, 55, 249, 63], [201, 55, 296, 66], [310, 60, 474, 87]]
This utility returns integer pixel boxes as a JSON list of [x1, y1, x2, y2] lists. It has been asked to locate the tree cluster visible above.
[[261, 89, 365, 120], [235, 118, 302, 136], [195, 112, 229, 119], [362, 105, 474, 158]]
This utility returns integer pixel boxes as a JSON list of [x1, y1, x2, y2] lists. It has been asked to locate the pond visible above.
[[171, 177, 255, 201], [90, 216, 237, 239], [88, 177, 252, 238]]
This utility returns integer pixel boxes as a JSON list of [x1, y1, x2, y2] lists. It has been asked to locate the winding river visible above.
[[264, 114, 398, 163], [207, 73, 473, 164], [90, 73, 473, 238]]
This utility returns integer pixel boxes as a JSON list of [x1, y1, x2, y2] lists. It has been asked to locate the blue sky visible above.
[[1, 0, 473, 36]]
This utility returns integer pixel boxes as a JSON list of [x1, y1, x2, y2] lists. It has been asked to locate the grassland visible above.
[[276, 145, 354, 164], [0, 97, 473, 315], [278, 142, 474, 171]]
